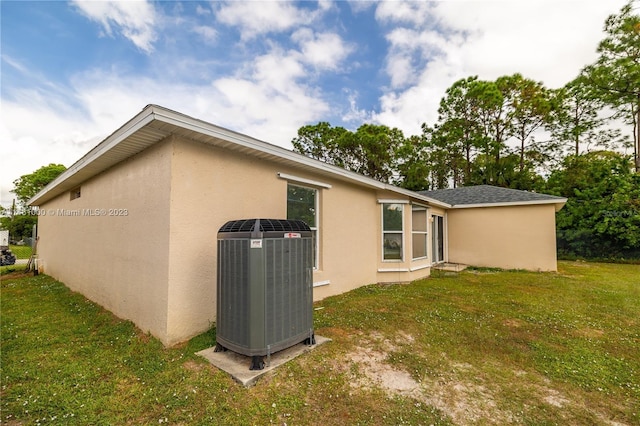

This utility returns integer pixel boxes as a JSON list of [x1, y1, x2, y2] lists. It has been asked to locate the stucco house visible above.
[[29, 105, 566, 346]]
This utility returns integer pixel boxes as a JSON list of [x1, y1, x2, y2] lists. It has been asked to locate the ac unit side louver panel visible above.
[[264, 238, 312, 347], [216, 239, 250, 348]]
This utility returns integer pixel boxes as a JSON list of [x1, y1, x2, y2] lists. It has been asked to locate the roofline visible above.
[[450, 198, 567, 211], [28, 106, 157, 206], [150, 106, 451, 207], [28, 104, 451, 209]]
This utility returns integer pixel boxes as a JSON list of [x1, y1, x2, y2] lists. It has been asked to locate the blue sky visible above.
[[0, 0, 629, 208]]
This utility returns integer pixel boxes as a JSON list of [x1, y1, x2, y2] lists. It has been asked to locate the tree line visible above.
[[292, 1, 639, 260]]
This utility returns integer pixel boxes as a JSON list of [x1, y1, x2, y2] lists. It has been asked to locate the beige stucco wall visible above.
[[164, 138, 287, 344], [36, 139, 174, 339], [164, 137, 434, 344], [37, 135, 437, 345], [446, 204, 558, 271]]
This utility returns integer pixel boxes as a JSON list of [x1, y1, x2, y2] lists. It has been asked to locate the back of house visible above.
[[29, 105, 566, 345]]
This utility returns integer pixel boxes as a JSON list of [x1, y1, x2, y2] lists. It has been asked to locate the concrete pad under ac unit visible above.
[[197, 335, 331, 387]]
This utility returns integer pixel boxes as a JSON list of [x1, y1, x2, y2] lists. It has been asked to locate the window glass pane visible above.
[[383, 233, 403, 260], [432, 215, 444, 263], [412, 233, 427, 259], [383, 204, 403, 231], [287, 184, 318, 268], [412, 208, 427, 232], [287, 185, 316, 227]]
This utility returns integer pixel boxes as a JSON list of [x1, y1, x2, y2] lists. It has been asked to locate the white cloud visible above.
[[375, 1, 435, 27], [375, 55, 460, 135], [192, 25, 218, 44], [371, 0, 629, 137], [71, 0, 158, 53], [212, 47, 331, 141], [0, 99, 101, 207], [347, 0, 376, 14], [341, 89, 374, 124], [215, 1, 311, 40], [195, 4, 211, 16], [0, 39, 336, 207], [430, 1, 624, 87], [292, 29, 354, 71]]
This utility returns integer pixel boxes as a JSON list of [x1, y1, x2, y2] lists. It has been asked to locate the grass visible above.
[[8, 245, 32, 260], [1, 261, 639, 425], [0, 264, 27, 276]]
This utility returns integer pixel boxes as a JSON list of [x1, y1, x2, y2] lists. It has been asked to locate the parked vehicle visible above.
[[0, 230, 17, 265], [0, 247, 16, 266]]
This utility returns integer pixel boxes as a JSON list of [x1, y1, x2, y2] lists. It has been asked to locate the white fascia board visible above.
[[451, 198, 568, 211]]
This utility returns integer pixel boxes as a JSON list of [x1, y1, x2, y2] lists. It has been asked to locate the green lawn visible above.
[[1, 261, 638, 425], [8, 245, 32, 260]]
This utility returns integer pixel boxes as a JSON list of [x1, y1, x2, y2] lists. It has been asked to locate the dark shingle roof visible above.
[[419, 185, 566, 207]]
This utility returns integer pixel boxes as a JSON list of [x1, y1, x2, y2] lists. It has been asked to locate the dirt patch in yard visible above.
[[344, 333, 514, 424], [341, 332, 631, 426], [0, 271, 32, 280]]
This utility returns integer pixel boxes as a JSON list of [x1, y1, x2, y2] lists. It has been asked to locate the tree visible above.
[[292, 122, 404, 184], [549, 75, 628, 157], [546, 151, 640, 258], [435, 76, 486, 186], [498, 74, 554, 174], [12, 163, 66, 211], [350, 124, 404, 183], [0, 215, 37, 242], [427, 74, 551, 190], [291, 122, 349, 166], [584, 0, 640, 170], [394, 134, 431, 191], [3, 163, 66, 241]]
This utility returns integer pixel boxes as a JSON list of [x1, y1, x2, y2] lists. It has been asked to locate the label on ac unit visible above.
[[250, 239, 263, 249], [284, 233, 301, 239]]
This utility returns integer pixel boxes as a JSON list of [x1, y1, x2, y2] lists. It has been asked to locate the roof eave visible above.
[[28, 104, 452, 209], [151, 106, 452, 207], [29, 106, 159, 206], [450, 198, 568, 211]]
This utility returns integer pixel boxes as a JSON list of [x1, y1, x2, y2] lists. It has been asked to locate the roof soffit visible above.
[[29, 105, 450, 209]]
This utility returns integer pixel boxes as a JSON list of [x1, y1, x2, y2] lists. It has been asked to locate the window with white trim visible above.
[[412, 206, 428, 260], [287, 184, 319, 268], [382, 203, 403, 261]]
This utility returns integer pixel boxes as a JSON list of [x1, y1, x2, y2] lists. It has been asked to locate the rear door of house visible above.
[[431, 215, 444, 263]]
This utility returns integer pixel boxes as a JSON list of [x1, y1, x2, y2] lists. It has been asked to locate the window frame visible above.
[[286, 183, 320, 269], [411, 205, 429, 260], [381, 202, 404, 262], [431, 214, 445, 264]]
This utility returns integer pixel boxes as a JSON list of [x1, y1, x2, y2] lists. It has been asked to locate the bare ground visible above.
[[341, 332, 629, 426]]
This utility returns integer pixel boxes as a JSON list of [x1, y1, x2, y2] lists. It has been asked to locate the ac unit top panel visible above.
[[218, 218, 312, 239]]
